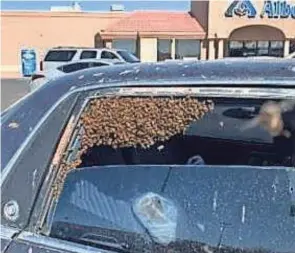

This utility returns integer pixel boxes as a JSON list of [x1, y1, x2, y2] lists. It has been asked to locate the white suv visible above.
[[40, 47, 140, 71], [30, 59, 125, 92]]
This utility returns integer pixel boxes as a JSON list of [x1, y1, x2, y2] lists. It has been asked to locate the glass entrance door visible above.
[[228, 40, 284, 57]]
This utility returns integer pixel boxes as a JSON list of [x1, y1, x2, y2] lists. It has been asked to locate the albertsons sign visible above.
[[225, 0, 295, 19]]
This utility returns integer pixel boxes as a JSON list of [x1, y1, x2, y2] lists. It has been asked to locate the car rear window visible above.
[[90, 62, 108, 67], [44, 50, 77, 62], [58, 62, 90, 73], [117, 50, 140, 63]]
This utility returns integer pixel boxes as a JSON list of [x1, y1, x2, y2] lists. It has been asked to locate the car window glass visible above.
[[80, 51, 97, 59], [117, 51, 140, 63], [44, 50, 77, 62], [101, 51, 119, 59], [49, 166, 295, 252], [61, 62, 90, 73], [90, 62, 108, 67]]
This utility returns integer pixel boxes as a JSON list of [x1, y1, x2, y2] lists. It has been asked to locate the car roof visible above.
[[2, 59, 295, 170], [51, 58, 295, 87], [60, 58, 295, 84], [48, 47, 127, 52], [60, 58, 122, 65]]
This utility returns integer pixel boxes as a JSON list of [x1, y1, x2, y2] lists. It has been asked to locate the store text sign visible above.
[[225, 0, 295, 19]]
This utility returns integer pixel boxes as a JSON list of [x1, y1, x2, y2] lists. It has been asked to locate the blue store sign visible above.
[[225, 0, 295, 19]]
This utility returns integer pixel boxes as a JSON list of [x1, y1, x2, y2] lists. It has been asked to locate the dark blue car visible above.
[[1, 59, 295, 253]]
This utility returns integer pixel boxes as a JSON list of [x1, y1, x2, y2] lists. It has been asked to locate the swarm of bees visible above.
[[79, 97, 214, 152], [52, 96, 214, 198]]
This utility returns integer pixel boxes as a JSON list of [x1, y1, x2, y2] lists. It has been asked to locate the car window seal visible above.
[[35, 95, 89, 234]]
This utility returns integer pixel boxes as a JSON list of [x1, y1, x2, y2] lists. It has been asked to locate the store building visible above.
[[192, 0, 295, 59], [1, 0, 295, 78]]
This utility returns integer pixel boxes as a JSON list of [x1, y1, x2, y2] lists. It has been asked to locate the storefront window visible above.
[[257, 41, 269, 56], [228, 41, 243, 57], [157, 39, 172, 61], [269, 41, 284, 57], [228, 40, 284, 57], [175, 39, 200, 59], [244, 41, 257, 57], [112, 39, 137, 56], [290, 40, 295, 54]]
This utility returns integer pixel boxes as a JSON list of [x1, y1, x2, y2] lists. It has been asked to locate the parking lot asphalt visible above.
[[1, 78, 30, 111]]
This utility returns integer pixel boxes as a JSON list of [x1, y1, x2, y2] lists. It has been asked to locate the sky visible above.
[[1, 1, 190, 11]]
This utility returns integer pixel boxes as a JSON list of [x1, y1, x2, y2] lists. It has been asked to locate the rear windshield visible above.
[[48, 96, 295, 252], [44, 50, 77, 62], [57, 62, 90, 73]]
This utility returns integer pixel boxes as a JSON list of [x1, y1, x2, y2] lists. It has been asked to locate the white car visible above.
[[30, 59, 124, 92], [40, 47, 140, 71], [286, 52, 295, 59]]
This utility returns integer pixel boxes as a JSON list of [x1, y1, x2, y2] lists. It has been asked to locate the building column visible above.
[[218, 39, 224, 59], [224, 40, 229, 57], [200, 40, 207, 60], [208, 39, 215, 60], [171, 38, 176, 59], [284, 40, 290, 57], [140, 38, 157, 62]]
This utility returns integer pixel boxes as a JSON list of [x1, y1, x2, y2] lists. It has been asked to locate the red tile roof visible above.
[[101, 11, 205, 39]]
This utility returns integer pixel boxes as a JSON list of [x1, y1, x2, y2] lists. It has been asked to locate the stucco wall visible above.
[[190, 0, 209, 31], [229, 25, 286, 40], [0, 11, 125, 77], [206, 0, 295, 39]]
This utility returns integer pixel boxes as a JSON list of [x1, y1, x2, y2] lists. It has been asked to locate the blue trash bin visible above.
[[21, 49, 36, 77]]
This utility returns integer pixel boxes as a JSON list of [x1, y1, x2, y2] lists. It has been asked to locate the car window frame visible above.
[[15, 231, 104, 253], [36, 90, 287, 224], [79, 50, 98, 60], [1, 92, 81, 230]]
